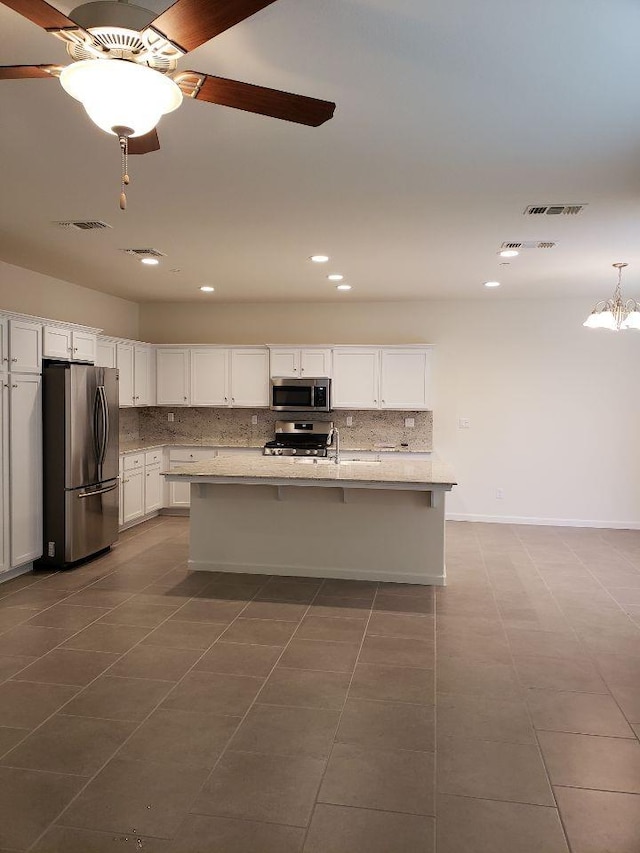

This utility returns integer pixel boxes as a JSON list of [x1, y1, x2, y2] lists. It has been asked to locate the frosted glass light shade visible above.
[[583, 312, 603, 328], [60, 59, 182, 137], [598, 310, 617, 330], [621, 310, 640, 329]]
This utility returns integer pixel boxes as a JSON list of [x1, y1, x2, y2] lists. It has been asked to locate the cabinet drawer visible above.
[[123, 453, 144, 471], [145, 449, 163, 466], [168, 448, 217, 463]]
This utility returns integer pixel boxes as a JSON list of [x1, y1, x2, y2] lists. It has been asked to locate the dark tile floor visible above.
[[0, 518, 639, 851]]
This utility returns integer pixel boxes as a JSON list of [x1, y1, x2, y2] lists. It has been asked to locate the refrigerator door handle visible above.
[[92, 386, 102, 469], [99, 385, 109, 467], [78, 480, 119, 499]]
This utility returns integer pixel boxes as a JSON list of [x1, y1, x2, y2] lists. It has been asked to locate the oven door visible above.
[[271, 379, 315, 411]]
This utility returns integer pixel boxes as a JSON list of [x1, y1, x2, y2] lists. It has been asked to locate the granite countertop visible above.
[[163, 455, 456, 489], [119, 439, 432, 455]]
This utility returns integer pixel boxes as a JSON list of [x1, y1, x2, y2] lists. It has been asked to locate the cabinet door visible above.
[[191, 348, 229, 406], [9, 375, 42, 566], [72, 331, 97, 363], [270, 349, 300, 378], [0, 382, 8, 574], [117, 343, 134, 407], [332, 348, 380, 409], [230, 348, 269, 407], [144, 464, 162, 513], [0, 317, 7, 371], [380, 348, 432, 410], [43, 326, 72, 360], [9, 320, 42, 374], [156, 348, 190, 405], [122, 469, 144, 524], [96, 339, 117, 369], [134, 346, 152, 406], [300, 349, 332, 377], [118, 457, 124, 527], [169, 480, 191, 508]]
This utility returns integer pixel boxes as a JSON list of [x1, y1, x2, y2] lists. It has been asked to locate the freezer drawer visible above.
[[61, 480, 119, 564]]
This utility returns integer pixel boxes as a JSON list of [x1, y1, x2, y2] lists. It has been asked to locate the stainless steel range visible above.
[[263, 420, 334, 457]]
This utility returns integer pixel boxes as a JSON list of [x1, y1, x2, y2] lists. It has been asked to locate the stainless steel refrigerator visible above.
[[41, 362, 119, 567]]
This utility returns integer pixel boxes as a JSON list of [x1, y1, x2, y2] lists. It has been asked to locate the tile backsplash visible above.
[[120, 407, 432, 452]]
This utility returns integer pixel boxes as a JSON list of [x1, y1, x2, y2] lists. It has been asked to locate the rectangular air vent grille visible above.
[[121, 248, 166, 258], [523, 204, 586, 216], [501, 241, 557, 250], [55, 220, 112, 230]]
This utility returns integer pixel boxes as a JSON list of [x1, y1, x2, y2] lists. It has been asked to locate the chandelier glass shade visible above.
[[60, 59, 182, 137], [583, 262, 640, 331]]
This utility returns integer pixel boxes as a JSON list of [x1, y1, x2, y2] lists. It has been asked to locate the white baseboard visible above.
[[188, 559, 445, 586], [0, 562, 34, 585], [446, 513, 640, 530]]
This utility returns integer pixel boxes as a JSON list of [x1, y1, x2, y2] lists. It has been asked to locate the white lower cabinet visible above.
[[144, 464, 162, 513], [167, 447, 218, 508], [121, 468, 144, 525], [9, 375, 42, 566], [0, 380, 9, 574]]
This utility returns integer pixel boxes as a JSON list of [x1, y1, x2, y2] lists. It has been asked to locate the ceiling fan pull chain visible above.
[[118, 134, 130, 210]]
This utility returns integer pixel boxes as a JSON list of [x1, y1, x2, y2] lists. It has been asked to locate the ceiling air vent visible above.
[[54, 220, 112, 230], [121, 248, 166, 258], [523, 204, 586, 216], [501, 241, 556, 250]]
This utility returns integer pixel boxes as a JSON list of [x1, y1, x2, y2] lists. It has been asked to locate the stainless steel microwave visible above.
[[270, 377, 332, 412]]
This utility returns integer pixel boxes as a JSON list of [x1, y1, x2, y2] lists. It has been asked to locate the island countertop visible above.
[[163, 455, 456, 490]]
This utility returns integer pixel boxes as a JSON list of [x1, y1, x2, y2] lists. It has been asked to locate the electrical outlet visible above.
[[496, 488, 504, 500], [458, 417, 470, 429], [346, 416, 353, 427], [404, 417, 415, 428], [251, 415, 258, 425], [167, 413, 174, 423]]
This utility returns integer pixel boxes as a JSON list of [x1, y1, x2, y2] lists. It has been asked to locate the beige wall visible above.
[[0, 261, 139, 338], [140, 298, 640, 527]]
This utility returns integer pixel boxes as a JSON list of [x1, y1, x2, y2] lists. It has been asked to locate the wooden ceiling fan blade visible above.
[[2, 0, 78, 31], [0, 64, 60, 79], [148, 0, 280, 54], [180, 72, 336, 126], [129, 129, 161, 155]]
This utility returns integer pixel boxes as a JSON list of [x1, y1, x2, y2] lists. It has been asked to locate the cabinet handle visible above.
[[2, 357, 7, 362], [382, 399, 385, 403], [11, 357, 17, 362], [73, 347, 78, 352], [12, 383, 17, 388], [183, 396, 187, 401], [374, 399, 377, 403], [231, 397, 235, 403], [224, 397, 228, 402]]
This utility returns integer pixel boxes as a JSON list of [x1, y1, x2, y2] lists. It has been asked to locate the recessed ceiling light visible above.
[[484, 281, 501, 288], [336, 284, 352, 291], [328, 274, 344, 281], [200, 286, 214, 293], [141, 257, 159, 265], [310, 255, 329, 263], [499, 249, 519, 258]]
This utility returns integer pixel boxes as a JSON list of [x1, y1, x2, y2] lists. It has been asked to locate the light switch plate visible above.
[[251, 415, 258, 425], [404, 417, 415, 428], [458, 417, 470, 429], [346, 416, 353, 427], [167, 413, 174, 423]]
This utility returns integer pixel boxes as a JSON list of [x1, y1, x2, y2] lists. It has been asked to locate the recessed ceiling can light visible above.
[[484, 281, 501, 288], [310, 255, 329, 263], [141, 257, 159, 265], [200, 286, 215, 293], [336, 284, 352, 291], [499, 249, 519, 258], [328, 274, 344, 281]]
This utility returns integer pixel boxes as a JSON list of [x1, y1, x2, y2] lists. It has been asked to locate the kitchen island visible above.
[[164, 456, 456, 585]]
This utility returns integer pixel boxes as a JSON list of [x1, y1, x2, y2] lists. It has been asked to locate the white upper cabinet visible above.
[[43, 326, 96, 363], [134, 345, 153, 406], [230, 348, 269, 407], [117, 342, 134, 407], [269, 348, 332, 378], [156, 348, 190, 405], [191, 348, 229, 406], [332, 348, 380, 409], [380, 348, 433, 410], [72, 330, 97, 363], [96, 338, 117, 368], [9, 320, 42, 374], [9, 374, 42, 566]]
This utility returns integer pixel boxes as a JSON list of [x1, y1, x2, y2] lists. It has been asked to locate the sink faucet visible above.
[[332, 427, 341, 465]]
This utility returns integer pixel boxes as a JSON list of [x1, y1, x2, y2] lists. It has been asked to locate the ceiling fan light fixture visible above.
[[60, 59, 182, 137], [140, 257, 159, 265]]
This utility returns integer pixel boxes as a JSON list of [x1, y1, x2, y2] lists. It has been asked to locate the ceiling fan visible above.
[[0, 0, 336, 206]]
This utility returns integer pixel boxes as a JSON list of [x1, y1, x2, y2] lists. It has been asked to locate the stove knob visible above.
[[305, 449, 311, 455], [292, 449, 297, 455], [276, 448, 282, 455], [312, 449, 317, 455]]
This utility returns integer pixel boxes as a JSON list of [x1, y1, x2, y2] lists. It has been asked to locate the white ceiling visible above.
[[2, 0, 640, 303]]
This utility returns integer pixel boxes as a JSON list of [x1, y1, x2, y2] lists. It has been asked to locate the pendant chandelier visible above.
[[583, 262, 640, 330]]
